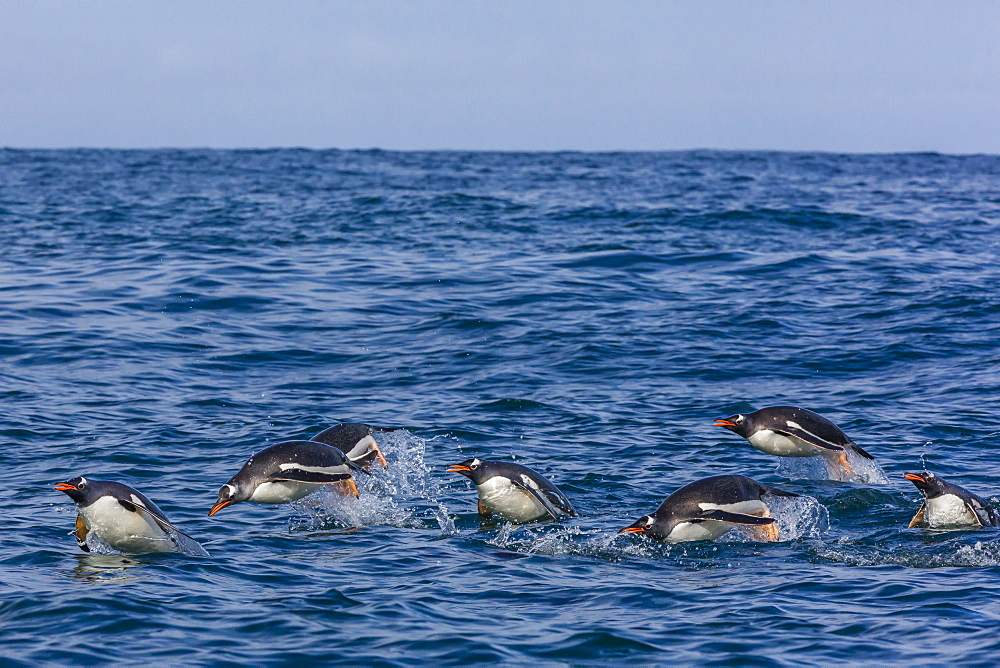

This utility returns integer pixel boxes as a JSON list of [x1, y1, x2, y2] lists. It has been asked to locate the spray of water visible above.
[[289, 430, 456, 535], [79, 528, 209, 556], [775, 448, 888, 484]]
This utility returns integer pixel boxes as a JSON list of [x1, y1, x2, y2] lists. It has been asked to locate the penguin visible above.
[[619, 475, 797, 542], [310, 422, 393, 468], [209, 440, 368, 517], [55, 476, 204, 554], [904, 471, 1000, 529], [447, 458, 576, 523], [714, 406, 874, 480]]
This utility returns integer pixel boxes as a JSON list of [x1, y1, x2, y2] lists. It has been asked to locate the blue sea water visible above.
[[1, 148, 999, 665]]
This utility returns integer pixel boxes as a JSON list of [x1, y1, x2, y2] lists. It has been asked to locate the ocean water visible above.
[[1, 148, 999, 665]]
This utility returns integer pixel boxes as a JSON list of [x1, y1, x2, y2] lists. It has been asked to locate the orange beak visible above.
[[618, 527, 646, 534], [903, 473, 925, 483], [54, 483, 78, 492], [713, 419, 736, 427], [446, 465, 471, 472], [207, 500, 232, 517]]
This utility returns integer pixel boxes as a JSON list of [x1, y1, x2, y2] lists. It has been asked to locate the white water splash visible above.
[[816, 539, 1000, 568], [485, 522, 668, 560], [81, 528, 209, 556], [775, 447, 888, 484], [725, 493, 829, 543], [290, 430, 455, 534]]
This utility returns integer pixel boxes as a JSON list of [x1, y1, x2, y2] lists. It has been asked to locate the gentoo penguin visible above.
[[714, 406, 874, 480], [904, 471, 1000, 529], [619, 475, 797, 542], [310, 422, 393, 468], [447, 458, 576, 523], [209, 440, 368, 517], [55, 477, 204, 554]]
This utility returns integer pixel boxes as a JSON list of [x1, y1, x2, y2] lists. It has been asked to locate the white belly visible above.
[[477, 477, 547, 523], [250, 481, 320, 504], [667, 520, 733, 542], [665, 499, 769, 542], [749, 430, 825, 457], [79, 496, 176, 554], [925, 494, 979, 527]]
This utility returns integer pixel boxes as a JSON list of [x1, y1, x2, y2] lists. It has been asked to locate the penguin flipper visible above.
[[509, 479, 563, 520], [117, 499, 201, 544], [75, 514, 91, 552], [908, 503, 927, 528], [773, 427, 844, 452], [547, 491, 578, 517], [697, 509, 776, 526], [266, 470, 353, 484], [347, 459, 373, 477], [966, 497, 998, 527]]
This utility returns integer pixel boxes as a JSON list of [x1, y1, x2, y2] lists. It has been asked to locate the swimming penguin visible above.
[[55, 476, 204, 554], [904, 471, 1000, 529], [714, 406, 874, 481], [209, 440, 368, 517], [447, 458, 576, 523], [620, 475, 797, 542], [310, 422, 393, 468]]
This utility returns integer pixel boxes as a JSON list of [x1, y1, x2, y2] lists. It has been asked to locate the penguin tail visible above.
[[764, 486, 799, 498], [849, 442, 875, 460]]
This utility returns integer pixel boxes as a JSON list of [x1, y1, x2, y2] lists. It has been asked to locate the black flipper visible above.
[[697, 509, 777, 526], [544, 489, 578, 517], [117, 499, 201, 544], [508, 479, 563, 520], [266, 470, 353, 484], [773, 427, 844, 452], [908, 503, 926, 528], [347, 459, 373, 477], [966, 497, 1000, 528]]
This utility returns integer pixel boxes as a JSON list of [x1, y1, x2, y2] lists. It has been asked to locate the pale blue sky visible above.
[[2, 1, 998, 152]]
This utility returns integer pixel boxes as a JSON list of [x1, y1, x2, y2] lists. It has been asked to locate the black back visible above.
[[311, 423, 395, 452], [58, 476, 171, 522]]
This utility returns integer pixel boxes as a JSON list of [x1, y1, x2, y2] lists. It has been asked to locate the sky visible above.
[[2, 1, 998, 153]]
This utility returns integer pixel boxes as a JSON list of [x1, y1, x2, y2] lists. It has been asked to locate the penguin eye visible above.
[[77, 480, 87, 489], [735, 414, 745, 423], [645, 517, 654, 526], [470, 463, 479, 470]]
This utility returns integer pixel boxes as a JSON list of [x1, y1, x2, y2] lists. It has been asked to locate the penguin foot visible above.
[[75, 514, 91, 552], [836, 451, 852, 476], [336, 479, 360, 498], [821, 452, 852, 481], [372, 444, 389, 469], [752, 522, 781, 542]]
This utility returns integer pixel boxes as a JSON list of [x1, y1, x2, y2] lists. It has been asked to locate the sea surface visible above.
[[1, 148, 999, 665]]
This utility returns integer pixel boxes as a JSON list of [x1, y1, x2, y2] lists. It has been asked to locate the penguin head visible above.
[[209, 481, 249, 517], [54, 476, 96, 505], [714, 412, 754, 437], [619, 514, 658, 535], [446, 458, 490, 484], [904, 471, 948, 499]]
